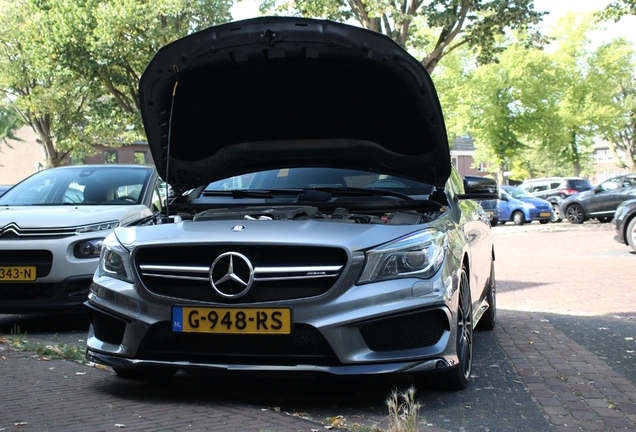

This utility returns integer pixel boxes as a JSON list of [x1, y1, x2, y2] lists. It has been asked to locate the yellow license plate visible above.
[[485, 211, 494, 215], [172, 307, 291, 334], [540, 212, 551, 217], [0, 266, 36, 281]]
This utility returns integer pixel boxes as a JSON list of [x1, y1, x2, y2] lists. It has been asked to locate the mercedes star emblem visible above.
[[209, 252, 254, 298]]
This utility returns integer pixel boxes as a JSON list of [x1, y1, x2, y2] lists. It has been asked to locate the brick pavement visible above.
[[1, 222, 635, 431], [493, 223, 636, 431]]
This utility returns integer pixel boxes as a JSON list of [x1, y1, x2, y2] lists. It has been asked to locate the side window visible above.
[[550, 182, 562, 189], [532, 184, 549, 193], [600, 179, 620, 191], [114, 184, 143, 202], [152, 187, 162, 211], [64, 181, 84, 203]]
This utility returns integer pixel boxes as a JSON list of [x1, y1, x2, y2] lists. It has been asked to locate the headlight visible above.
[[522, 203, 536, 209], [96, 233, 135, 283], [358, 230, 447, 284], [74, 239, 104, 258]]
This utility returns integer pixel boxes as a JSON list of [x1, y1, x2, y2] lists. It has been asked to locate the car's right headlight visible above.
[[96, 233, 135, 283], [358, 229, 447, 284]]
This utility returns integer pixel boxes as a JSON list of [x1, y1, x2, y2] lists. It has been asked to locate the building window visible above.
[[134, 151, 147, 165], [104, 150, 118, 164]]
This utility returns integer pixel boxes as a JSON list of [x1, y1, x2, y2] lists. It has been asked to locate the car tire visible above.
[[512, 211, 525, 225], [438, 265, 473, 390], [565, 204, 585, 224], [597, 216, 612, 223], [491, 218, 498, 226], [475, 261, 496, 331], [627, 217, 636, 252], [539, 220, 550, 224], [113, 367, 175, 381], [550, 204, 562, 223]]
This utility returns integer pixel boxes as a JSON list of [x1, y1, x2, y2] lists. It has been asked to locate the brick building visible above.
[[0, 126, 154, 185]]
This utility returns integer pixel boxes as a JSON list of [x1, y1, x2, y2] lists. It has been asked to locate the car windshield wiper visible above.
[[201, 190, 277, 198], [312, 187, 414, 201]]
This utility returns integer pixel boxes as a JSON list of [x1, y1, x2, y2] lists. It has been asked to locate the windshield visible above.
[[503, 186, 534, 199], [204, 168, 433, 194], [0, 166, 152, 206]]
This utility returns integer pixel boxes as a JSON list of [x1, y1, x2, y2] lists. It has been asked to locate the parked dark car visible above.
[[560, 174, 636, 224], [498, 186, 553, 225], [84, 17, 498, 390], [614, 198, 636, 252], [465, 175, 499, 225], [519, 177, 593, 222]]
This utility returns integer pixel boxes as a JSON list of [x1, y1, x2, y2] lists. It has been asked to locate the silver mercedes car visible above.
[[84, 17, 497, 390]]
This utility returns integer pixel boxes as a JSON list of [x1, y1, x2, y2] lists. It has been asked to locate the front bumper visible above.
[[84, 262, 460, 375]]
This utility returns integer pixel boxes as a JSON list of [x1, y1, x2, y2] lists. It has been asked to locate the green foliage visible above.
[[599, 0, 636, 21], [258, 0, 547, 73], [0, 105, 24, 146], [0, 0, 233, 167]]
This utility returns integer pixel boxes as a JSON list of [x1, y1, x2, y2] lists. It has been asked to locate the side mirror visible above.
[[459, 176, 499, 200]]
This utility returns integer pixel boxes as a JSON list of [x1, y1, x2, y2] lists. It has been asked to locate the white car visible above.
[[0, 165, 162, 313]]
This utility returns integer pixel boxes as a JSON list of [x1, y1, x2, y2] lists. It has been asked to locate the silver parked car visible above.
[[84, 17, 497, 390], [0, 165, 162, 313]]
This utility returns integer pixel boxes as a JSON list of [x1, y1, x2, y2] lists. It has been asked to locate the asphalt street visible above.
[[0, 221, 635, 431]]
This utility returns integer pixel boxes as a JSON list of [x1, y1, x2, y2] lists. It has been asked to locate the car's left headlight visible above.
[[358, 230, 447, 284], [522, 202, 536, 209], [96, 233, 135, 283]]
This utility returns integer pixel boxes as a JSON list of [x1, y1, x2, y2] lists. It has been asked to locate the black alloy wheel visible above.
[[442, 265, 473, 390], [627, 217, 636, 252], [550, 203, 562, 223], [565, 204, 586, 224], [512, 211, 525, 225]]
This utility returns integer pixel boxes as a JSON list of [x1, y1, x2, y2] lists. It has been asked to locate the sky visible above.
[[230, 0, 636, 46]]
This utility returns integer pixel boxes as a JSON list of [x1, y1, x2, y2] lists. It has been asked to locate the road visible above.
[[1, 221, 635, 431]]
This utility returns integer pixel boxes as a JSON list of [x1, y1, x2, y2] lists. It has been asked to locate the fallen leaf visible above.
[[115, 424, 126, 428], [528, 341, 534, 345], [14, 422, 27, 426]]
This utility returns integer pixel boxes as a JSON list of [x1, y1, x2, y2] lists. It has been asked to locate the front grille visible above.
[[137, 322, 340, 366], [0, 283, 54, 300], [359, 309, 449, 352], [0, 223, 77, 240], [134, 245, 348, 303], [0, 249, 53, 277]]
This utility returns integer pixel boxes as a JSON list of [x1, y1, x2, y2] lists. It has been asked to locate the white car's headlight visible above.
[[96, 233, 135, 283], [358, 230, 447, 284]]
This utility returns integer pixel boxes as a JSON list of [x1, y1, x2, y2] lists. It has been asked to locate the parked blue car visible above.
[[499, 185, 553, 225]]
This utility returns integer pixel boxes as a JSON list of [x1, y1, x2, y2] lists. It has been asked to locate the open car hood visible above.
[[139, 17, 451, 193]]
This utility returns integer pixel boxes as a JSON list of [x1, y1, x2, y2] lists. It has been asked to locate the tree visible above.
[[258, 0, 547, 73], [0, 105, 24, 147], [0, 0, 233, 168], [453, 41, 559, 184], [595, 46, 636, 173], [600, 0, 636, 21]]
